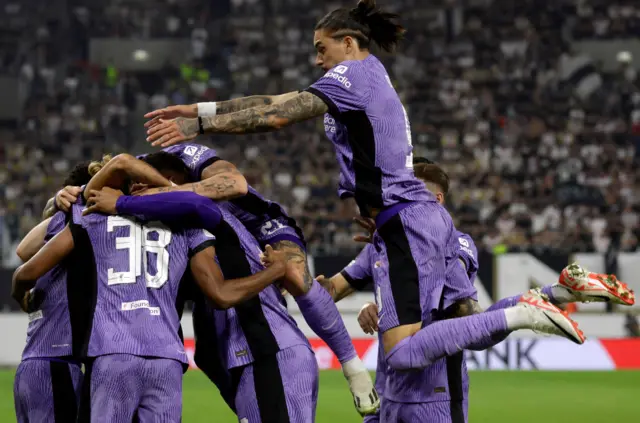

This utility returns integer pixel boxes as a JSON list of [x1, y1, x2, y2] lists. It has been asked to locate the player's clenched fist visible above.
[[358, 302, 379, 335], [146, 118, 199, 147]]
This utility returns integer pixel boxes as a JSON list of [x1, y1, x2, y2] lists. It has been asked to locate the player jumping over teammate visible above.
[[140, 1, 633, 421], [319, 158, 635, 422]]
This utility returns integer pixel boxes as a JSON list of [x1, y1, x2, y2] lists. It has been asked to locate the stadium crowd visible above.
[[2, 0, 640, 267]]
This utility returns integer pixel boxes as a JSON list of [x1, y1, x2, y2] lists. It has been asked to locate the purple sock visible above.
[[541, 285, 561, 305], [485, 295, 520, 311], [464, 294, 520, 351], [295, 281, 357, 363], [386, 310, 508, 370]]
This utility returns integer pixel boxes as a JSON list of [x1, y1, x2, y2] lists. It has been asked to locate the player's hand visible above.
[[83, 188, 124, 215], [261, 244, 286, 267], [55, 186, 82, 212], [353, 216, 377, 244], [146, 117, 199, 147], [19, 289, 45, 313], [357, 302, 379, 335], [143, 104, 198, 129]]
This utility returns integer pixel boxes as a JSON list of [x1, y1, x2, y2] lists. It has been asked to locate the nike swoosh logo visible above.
[[321, 318, 338, 331]]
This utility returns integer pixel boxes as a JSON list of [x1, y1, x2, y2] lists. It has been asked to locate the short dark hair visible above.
[[140, 152, 193, 182], [63, 162, 91, 187], [315, 0, 406, 52], [412, 156, 434, 165], [414, 163, 449, 195]]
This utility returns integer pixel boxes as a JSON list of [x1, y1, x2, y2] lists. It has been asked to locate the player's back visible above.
[[22, 212, 75, 360], [154, 144, 306, 249], [71, 204, 196, 364], [198, 203, 308, 369], [308, 55, 431, 213]]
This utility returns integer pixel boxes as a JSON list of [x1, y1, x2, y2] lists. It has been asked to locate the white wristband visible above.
[[197, 102, 217, 117]]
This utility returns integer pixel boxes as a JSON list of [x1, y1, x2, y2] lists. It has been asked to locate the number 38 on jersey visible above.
[[107, 216, 172, 289]]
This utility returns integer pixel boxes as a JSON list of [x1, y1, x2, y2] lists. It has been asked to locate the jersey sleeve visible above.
[[186, 228, 216, 257], [305, 62, 369, 116], [455, 232, 478, 275], [44, 211, 68, 242], [116, 192, 223, 232], [163, 144, 220, 181], [340, 244, 374, 290]]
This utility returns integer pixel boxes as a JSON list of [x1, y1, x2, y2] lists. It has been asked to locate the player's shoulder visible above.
[[323, 59, 369, 80], [163, 143, 210, 157], [455, 230, 478, 256]]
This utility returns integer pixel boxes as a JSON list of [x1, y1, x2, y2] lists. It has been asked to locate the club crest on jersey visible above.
[[334, 65, 349, 74], [184, 146, 198, 156], [458, 237, 470, 248]]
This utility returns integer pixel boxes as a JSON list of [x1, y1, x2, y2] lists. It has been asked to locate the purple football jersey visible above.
[[440, 231, 479, 310], [340, 244, 374, 290], [200, 203, 309, 369], [305, 56, 431, 215], [71, 204, 214, 363], [455, 231, 478, 285], [161, 143, 306, 249], [21, 212, 73, 360]]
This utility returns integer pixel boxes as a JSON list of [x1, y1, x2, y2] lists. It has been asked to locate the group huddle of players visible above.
[[11, 1, 637, 422]]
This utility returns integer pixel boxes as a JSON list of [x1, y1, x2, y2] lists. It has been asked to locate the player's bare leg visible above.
[[272, 240, 379, 416]]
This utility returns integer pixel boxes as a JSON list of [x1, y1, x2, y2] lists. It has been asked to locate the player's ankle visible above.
[[504, 307, 530, 330]]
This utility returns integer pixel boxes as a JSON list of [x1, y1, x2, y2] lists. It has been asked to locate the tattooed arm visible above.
[[271, 240, 314, 296], [146, 92, 329, 147], [214, 92, 300, 114], [143, 92, 300, 122], [132, 160, 248, 201]]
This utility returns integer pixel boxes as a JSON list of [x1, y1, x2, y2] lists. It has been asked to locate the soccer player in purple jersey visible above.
[[86, 152, 322, 422], [137, 143, 376, 414], [319, 159, 635, 422], [56, 142, 377, 415], [12, 163, 91, 423], [13, 154, 303, 423]]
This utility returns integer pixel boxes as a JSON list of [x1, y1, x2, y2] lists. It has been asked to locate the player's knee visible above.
[[386, 336, 429, 371]]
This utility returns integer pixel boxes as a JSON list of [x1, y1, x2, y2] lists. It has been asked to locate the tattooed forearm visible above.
[[443, 298, 484, 319], [215, 96, 274, 114], [317, 276, 337, 298], [272, 240, 314, 294], [199, 92, 328, 135], [197, 176, 238, 199]]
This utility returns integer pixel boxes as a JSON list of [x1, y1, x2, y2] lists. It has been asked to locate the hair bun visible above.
[[355, 0, 376, 16]]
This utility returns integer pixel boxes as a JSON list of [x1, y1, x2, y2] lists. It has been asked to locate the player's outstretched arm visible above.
[[146, 92, 329, 147], [143, 92, 299, 125], [84, 154, 172, 201], [318, 244, 374, 302], [15, 217, 53, 262], [134, 160, 248, 201], [316, 273, 355, 302], [189, 245, 287, 309], [12, 225, 74, 310], [99, 191, 223, 229]]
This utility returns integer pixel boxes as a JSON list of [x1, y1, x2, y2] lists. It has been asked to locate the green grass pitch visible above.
[[1, 369, 637, 422]]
